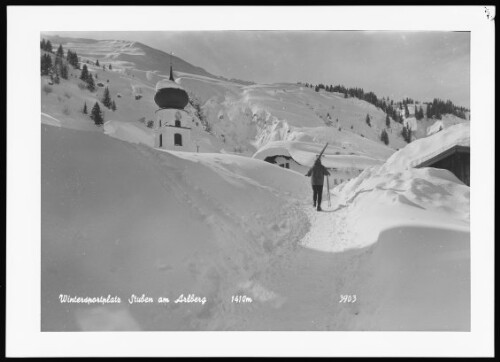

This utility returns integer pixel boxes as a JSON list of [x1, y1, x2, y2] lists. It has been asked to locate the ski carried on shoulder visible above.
[[317, 142, 329, 159]]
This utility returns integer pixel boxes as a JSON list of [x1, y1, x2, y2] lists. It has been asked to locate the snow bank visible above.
[[303, 124, 470, 253], [383, 122, 470, 172], [347, 225, 470, 330], [103, 120, 154, 147], [170, 151, 308, 196], [41, 124, 310, 331], [319, 165, 470, 252]]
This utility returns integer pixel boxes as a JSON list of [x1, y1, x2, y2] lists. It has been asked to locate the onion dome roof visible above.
[[154, 79, 189, 109]]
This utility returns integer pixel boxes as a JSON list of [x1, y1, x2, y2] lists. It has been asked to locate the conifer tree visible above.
[[46, 40, 53, 53], [80, 64, 89, 81], [90, 102, 104, 125], [102, 87, 112, 108], [96, 59, 100, 66], [56, 44, 64, 58], [416, 106, 424, 120], [40, 54, 52, 76], [401, 124, 408, 141], [426, 103, 432, 119], [401, 123, 412, 143], [380, 129, 389, 145], [66, 50, 80, 69], [41, 39, 46, 50], [86, 73, 96, 92], [386, 114, 390, 128], [60, 63, 68, 80], [404, 103, 410, 118], [83, 101, 88, 114], [365, 114, 371, 127], [111, 100, 117, 111], [109, 64, 112, 70]]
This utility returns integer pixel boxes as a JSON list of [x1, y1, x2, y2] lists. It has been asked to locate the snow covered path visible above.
[[218, 185, 470, 331], [299, 195, 353, 252]]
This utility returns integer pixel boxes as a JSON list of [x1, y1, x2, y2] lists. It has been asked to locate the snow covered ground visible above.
[[42, 123, 311, 331], [41, 120, 470, 331]]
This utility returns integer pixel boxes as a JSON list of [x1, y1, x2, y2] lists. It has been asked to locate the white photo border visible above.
[[6, 5, 495, 357]]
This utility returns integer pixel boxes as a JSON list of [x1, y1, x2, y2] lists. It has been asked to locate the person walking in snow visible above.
[[305, 157, 331, 211]]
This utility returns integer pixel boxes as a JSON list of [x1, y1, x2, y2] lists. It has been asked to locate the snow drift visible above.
[[315, 166, 470, 252], [41, 124, 310, 331]]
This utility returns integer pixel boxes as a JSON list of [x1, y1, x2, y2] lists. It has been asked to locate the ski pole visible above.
[[326, 176, 331, 207]]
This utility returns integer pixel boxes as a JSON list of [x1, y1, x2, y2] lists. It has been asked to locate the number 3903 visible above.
[[339, 294, 357, 303]]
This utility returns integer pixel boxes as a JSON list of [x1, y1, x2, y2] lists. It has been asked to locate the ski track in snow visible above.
[[222, 197, 364, 331]]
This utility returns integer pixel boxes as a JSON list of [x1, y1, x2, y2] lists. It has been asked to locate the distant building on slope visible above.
[[262, 155, 296, 170], [153, 64, 193, 151], [253, 142, 370, 186]]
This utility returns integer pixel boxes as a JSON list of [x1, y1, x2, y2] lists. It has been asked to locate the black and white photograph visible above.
[[6, 5, 495, 357]]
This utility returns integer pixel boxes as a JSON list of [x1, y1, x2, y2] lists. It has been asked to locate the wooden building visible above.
[[415, 145, 470, 186]]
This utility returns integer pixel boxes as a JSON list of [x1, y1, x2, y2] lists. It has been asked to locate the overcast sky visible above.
[[51, 31, 470, 108]]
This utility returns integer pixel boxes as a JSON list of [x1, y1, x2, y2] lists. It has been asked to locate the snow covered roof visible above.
[[155, 79, 184, 92], [383, 122, 470, 172], [253, 140, 384, 169], [253, 140, 293, 160], [154, 79, 189, 109]]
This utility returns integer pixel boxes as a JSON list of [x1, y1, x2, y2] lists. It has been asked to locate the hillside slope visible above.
[[42, 35, 469, 163], [44, 35, 218, 78]]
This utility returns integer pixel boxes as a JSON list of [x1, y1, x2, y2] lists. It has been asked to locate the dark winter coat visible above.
[[305, 161, 330, 185]]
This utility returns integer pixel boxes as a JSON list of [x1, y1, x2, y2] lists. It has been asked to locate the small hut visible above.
[[383, 122, 470, 186], [415, 145, 470, 186]]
